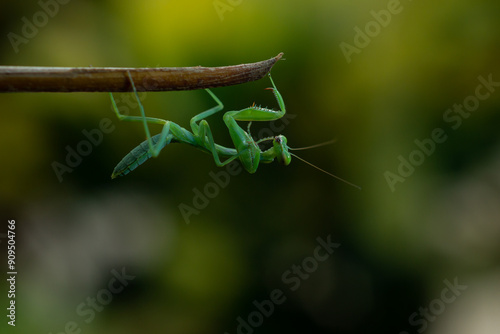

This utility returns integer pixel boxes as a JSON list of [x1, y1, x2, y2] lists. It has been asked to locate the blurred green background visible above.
[[1, 0, 500, 333]]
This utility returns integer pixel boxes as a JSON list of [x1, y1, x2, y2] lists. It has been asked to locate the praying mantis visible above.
[[110, 72, 360, 189]]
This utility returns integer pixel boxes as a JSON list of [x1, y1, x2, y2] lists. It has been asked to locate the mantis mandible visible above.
[[110, 72, 360, 189]]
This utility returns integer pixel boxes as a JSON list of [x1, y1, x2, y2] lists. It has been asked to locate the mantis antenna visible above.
[[289, 152, 361, 189], [287, 139, 337, 150], [287, 140, 361, 189], [255, 138, 360, 189]]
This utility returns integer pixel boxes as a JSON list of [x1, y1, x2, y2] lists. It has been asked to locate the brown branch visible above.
[[0, 53, 284, 93]]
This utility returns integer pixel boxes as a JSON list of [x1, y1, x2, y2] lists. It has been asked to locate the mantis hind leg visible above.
[[110, 71, 179, 178], [110, 71, 171, 157]]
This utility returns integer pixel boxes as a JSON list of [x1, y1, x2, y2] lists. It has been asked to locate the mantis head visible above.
[[273, 135, 292, 165]]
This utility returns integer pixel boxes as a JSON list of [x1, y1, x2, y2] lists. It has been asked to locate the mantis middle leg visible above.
[[190, 89, 242, 167]]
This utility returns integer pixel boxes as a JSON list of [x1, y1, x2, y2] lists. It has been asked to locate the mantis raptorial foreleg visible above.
[[223, 74, 285, 123]]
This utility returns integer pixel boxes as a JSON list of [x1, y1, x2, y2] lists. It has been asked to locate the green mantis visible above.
[[110, 72, 360, 189]]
